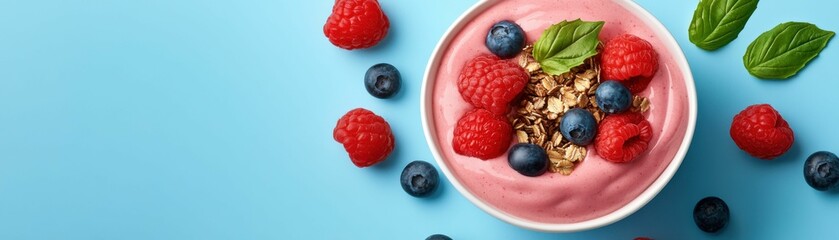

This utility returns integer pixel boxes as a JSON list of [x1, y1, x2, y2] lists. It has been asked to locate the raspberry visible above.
[[333, 108, 394, 167], [594, 112, 653, 163], [452, 109, 512, 160], [458, 54, 528, 115], [323, 0, 389, 50], [730, 104, 794, 160], [601, 34, 658, 94]]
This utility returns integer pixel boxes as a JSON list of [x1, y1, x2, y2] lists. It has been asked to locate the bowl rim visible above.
[[419, 0, 697, 232]]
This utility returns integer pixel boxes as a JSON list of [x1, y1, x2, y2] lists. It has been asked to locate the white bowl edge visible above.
[[419, 0, 698, 232]]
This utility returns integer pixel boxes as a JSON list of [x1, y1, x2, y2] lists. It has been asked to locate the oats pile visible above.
[[511, 45, 650, 175]]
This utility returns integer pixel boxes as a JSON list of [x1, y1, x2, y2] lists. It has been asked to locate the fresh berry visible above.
[[333, 108, 394, 167], [594, 112, 653, 162], [507, 143, 549, 177], [452, 109, 512, 160], [595, 80, 632, 114], [804, 151, 839, 191], [601, 34, 658, 94], [426, 234, 453, 240], [730, 104, 794, 160], [485, 20, 526, 59], [400, 161, 439, 197], [693, 196, 730, 233], [323, 0, 389, 50], [560, 108, 598, 146], [364, 63, 401, 98], [458, 54, 528, 115]]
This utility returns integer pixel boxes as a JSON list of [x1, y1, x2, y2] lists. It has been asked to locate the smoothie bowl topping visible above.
[[512, 45, 650, 175], [453, 18, 658, 176]]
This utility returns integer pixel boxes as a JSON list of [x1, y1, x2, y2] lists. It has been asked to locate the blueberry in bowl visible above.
[[507, 143, 549, 177], [486, 20, 525, 59], [595, 80, 632, 114], [559, 108, 598, 146]]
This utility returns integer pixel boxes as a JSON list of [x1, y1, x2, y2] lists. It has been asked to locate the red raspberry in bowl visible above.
[[594, 112, 654, 163], [601, 34, 658, 94], [323, 0, 390, 50], [730, 104, 794, 160], [453, 109, 513, 160], [333, 108, 395, 167], [458, 54, 528, 115]]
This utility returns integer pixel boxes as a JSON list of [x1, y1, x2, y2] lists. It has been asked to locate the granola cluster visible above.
[[510, 46, 650, 175]]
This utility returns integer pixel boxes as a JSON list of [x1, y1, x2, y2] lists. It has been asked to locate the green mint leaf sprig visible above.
[[533, 19, 604, 76], [689, 0, 759, 50], [743, 22, 834, 79]]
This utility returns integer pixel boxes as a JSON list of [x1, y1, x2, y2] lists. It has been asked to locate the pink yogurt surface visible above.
[[431, 0, 690, 223]]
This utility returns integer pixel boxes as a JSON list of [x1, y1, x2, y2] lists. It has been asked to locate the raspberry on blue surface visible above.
[[323, 0, 390, 50], [333, 108, 395, 167], [729, 104, 794, 160]]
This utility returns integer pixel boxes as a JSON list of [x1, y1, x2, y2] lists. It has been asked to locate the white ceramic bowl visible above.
[[420, 0, 697, 232]]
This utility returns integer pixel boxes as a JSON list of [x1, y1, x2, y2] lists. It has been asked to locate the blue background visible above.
[[0, 0, 836, 239]]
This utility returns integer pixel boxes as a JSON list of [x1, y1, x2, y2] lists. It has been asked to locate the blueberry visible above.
[[426, 234, 453, 240], [804, 151, 839, 191], [559, 108, 598, 145], [364, 63, 401, 99], [595, 80, 632, 114], [400, 161, 439, 197], [693, 196, 729, 233], [485, 20, 525, 59], [507, 143, 548, 177]]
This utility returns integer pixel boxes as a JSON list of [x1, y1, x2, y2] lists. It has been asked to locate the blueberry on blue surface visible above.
[[559, 108, 598, 146], [693, 196, 729, 233], [595, 80, 632, 114], [400, 161, 439, 197], [485, 20, 525, 59], [804, 151, 839, 191], [364, 63, 401, 99], [426, 234, 453, 240], [507, 143, 548, 177]]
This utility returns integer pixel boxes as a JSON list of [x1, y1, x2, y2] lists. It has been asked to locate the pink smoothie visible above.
[[431, 0, 690, 223]]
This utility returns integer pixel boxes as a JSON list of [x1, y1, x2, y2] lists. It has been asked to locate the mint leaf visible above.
[[533, 19, 604, 76], [689, 0, 759, 50], [743, 22, 834, 79]]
